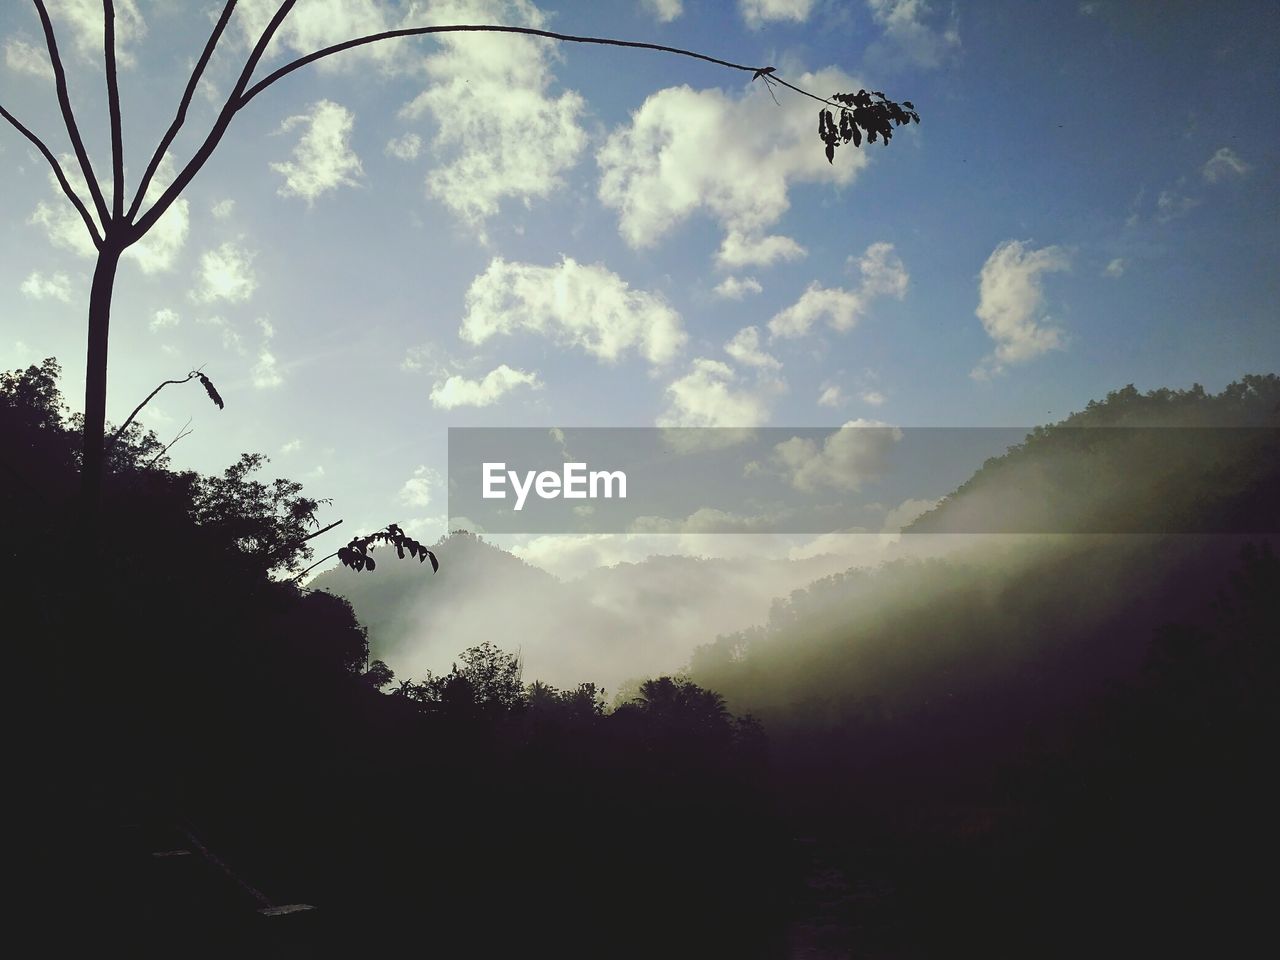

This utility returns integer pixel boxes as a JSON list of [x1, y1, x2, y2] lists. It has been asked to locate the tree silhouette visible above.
[[0, 1, 919, 525]]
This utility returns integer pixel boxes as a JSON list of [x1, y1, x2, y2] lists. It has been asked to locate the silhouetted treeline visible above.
[[4, 359, 784, 957], [690, 376, 1279, 955]]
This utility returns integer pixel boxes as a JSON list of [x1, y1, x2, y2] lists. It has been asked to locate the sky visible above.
[[2, 0, 1277, 578]]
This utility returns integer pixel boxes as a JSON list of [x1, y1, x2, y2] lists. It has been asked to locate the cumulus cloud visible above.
[[460, 257, 686, 367], [385, 133, 423, 161], [861, 389, 887, 406], [658, 358, 784, 428], [1103, 257, 1125, 278], [20, 271, 72, 302], [281, 438, 303, 455], [4, 39, 53, 79], [724, 326, 781, 370], [272, 100, 363, 203], [717, 232, 807, 269], [1202, 146, 1251, 183], [866, 0, 961, 69], [400, 465, 443, 508], [211, 199, 236, 220], [598, 67, 869, 260], [192, 242, 257, 304], [713, 276, 763, 300], [768, 242, 908, 339], [641, 0, 683, 21], [817, 384, 845, 408], [771, 420, 902, 492], [235, 0, 407, 74], [739, 0, 815, 28], [971, 240, 1070, 379], [30, 153, 188, 272], [149, 307, 179, 332], [399, 0, 587, 229], [430, 364, 540, 409]]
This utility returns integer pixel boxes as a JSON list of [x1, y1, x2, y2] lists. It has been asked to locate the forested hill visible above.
[[906, 375, 1280, 535]]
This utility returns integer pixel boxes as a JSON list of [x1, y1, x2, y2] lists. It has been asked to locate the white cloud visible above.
[[598, 67, 869, 258], [739, 0, 815, 28], [30, 152, 188, 273], [881, 496, 937, 532], [149, 307, 179, 332], [817, 384, 845, 408], [713, 275, 763, 300], [46, 0, 146, 66], [641, 0, 684, 21], [768, 242, 909, 339], [1202, 146, 1251, 183], [724, 326, 781, 370], [717, 232, 807, 269], [272, 100, 363, 203], [1155, 188, 1200, 222], [20, 271, 72, 302], [861, 389, 887, 406], [971, 240, 1070, 379], [399, 0, 587, 230], [867, 0, 961, 69], [658, 358, 784, 428], [192, 242, 257, 304], [211, 199, 236, 220], [460, 257, 686, 367], [4, 39, 53, 79], [430, 364, 540, 409], [235, 0, 407, 74], [1103, 257, 1125, 278], [252, 318, 282, 389], [281, 438, 303, 455], [772, 420, 901, 492], [385, 133, 423, 161], [400, 465, 443, 508]]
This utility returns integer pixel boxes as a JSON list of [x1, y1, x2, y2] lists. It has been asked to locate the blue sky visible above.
[[2, 0, 1277, 575]]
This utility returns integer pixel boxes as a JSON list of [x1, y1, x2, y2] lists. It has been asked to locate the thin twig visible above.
[[32, 0, 112, 230], [240, 24, 767, 106], [126, 0, 238, 222], [145, 418, 192, 468]]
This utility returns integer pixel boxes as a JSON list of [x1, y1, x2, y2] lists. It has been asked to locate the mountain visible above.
[[310, 530, 858, 691]]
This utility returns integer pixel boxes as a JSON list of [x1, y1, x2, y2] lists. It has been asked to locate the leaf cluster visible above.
[[819, 90, 920, 162]]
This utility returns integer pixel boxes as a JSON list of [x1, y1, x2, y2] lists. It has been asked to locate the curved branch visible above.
[[107, 373, 195, 452], [103, 0, 124, 220], [126, 0, 238, 223], [132, 0, 296, 239], [33, 0, 112, 230], [0, 102, 103, 247], [240, 24, 766, 106]]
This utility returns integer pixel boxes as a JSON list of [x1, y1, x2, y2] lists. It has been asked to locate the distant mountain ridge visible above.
[[907, 375, 1280, 535]]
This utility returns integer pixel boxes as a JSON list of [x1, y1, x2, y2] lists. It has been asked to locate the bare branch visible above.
[[126, 0, 238, 223], [133, 0, 296, 238], [32, 0, 112, 230], [293, 551, 339, 583], [145, 418, 193, 468], [107, 373, 196, 452], [0, 102, 103, 247], [240, 24, 767, 107], [103, 0, 124, 220]]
